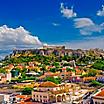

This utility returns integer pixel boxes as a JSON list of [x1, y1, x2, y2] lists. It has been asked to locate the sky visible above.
[[0, 0, 104, 58]]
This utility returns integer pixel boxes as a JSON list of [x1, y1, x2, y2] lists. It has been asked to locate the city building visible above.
[[0, 73, 7, 83], [43, 45, 65, 50], [96, 75, 104, 83], [6, 72, 12, 82], [69, 76, 81, 83], [92, 89, 104, 104], [82, 77, 96, 82], [32, 81, 70, 103]]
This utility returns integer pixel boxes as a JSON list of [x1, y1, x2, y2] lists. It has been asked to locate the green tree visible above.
[[88, 69, 97, 77], [0, 68, 6, 74], [50, 68, 57, 73], [92, 60, 104, 70], [63, 63, 71, 66], [90, 80, 102, 87], [66, 67, 75, 72], [45, 77, 61, 84], [22, 87, 33, 95], [53, 62, 60, 68], [21, 68, 27, 79], [41, 65, 46, 75]]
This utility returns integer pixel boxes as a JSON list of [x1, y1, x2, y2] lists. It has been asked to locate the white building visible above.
[[6, 73, 12, 82]]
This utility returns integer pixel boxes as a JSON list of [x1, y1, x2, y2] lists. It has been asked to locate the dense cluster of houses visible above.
[[0, 45, 104, 103], [0, 81, 104, 104], [0, 61, 104, 103], [1, 61, 104, 85]]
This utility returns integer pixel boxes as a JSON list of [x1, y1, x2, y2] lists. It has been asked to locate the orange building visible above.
[[82, 77, 96, 82]]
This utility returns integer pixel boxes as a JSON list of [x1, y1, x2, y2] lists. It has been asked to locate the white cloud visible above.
[[0, 25, 43, 59], [52, 23, 60, 26], [74, 18, 104, 35], [0, 25, 42, 46], [97, 5, 104, 16], [74, 18, 94, 28], [60, 3, 77, 19]]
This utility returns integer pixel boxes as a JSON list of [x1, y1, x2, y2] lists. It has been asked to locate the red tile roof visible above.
[[39, 81, 58, 87], [96, 90, 104, 97]]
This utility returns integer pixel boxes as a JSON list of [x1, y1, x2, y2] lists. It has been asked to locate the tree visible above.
[[53, 62, 60, 68], [44, 61, 50, 65], [63, 63, 71, 66], [45, 77, 62, 84], [90, 80, 102, 87], [92, 60, 104, 70], [22, 87, 33, 95], [81, 69, 97, 77], [41, 65, 46, 75], [66, 67, 75, 72], [17, 68, 27, 79], [11, 68, 20, 77], [50, 68, 57, 73], [0, 68, 6, 74], [88, 69, 97, 77]]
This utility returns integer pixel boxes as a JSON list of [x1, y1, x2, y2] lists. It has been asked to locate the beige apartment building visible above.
[[32, 81, 70, 103]]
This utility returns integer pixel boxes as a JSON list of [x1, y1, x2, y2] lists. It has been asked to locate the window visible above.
[[95, 102, 100, 104], [43, 96, 47, 98], [95, 102, 97, 104]]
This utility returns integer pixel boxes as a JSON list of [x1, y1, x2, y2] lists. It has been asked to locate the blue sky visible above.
[[0, 0, 104, 57]]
